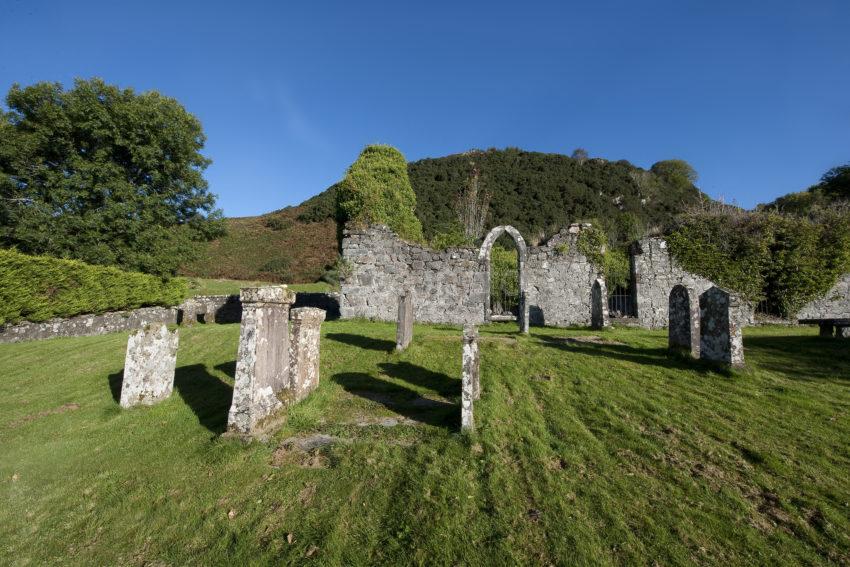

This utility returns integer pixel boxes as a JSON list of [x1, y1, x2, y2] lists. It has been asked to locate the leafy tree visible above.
[[650, 159, 698, 192], [336, 144, 423, 242], [0, 78, 223, 276], [760, 162, 850, 215]]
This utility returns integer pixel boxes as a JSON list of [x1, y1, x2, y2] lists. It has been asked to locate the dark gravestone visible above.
[[668, 284, 700, 358]]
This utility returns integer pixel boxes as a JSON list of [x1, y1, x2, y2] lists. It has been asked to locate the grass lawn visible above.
[[186, 277, 332, 297], [1, 321, 848, 565]]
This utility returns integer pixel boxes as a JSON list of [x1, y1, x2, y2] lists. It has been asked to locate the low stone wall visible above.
[[0, 292, 340, 343], [797, 273, 850, 320], [340, 225, 598, 327], [0, 306, 178, 344]]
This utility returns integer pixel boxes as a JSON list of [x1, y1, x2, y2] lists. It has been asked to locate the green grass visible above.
[[186, 277, 332, 297], [1, 322, 848, 565]]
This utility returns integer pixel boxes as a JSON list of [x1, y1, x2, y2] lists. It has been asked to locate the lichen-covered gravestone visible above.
[[227, 286, 295, 438], [590, 278, 610, 330], [461, 325, 480, 431], [699, 286, 744, 366], [668, 284, 700, 358], [119, 324, 178, 408], [395, 293, 413, 351], [288, 307, 327, 404]]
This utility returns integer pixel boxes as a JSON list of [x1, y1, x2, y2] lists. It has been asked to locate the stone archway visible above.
[[478, 225, 529, 333]]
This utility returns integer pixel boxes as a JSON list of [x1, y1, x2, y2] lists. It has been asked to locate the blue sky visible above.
[[1, 0, 848, 216]]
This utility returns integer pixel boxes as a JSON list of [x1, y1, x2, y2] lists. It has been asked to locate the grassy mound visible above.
[[1, 322, 848, 564]]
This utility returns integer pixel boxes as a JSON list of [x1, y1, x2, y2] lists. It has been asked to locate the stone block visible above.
[[835, 325, 850, 339], [119, 324, 178, 408], [395, 293, 414, 351], [288, 307, 326, 405], [699, 286, 744, 366], [668, 284, 700, 358], [461, 325, 480, 432], [227, 286, 295, 438]]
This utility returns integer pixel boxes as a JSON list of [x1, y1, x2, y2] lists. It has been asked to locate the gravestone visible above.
[[226, 286, 296, 438], [395, 293, 414, 351], [836, 325, 850, 339], [461, 325, 480, 431], [819, 322, 835, 337], [119, 324, 179, 408], [590, 278, 610, 330], [699, 286, 744, 366], [288, 307, 327, 404], [668, 284, 700, 358]]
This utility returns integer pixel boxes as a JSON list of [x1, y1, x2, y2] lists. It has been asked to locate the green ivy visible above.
[[667, 208, 850, 316], [336, 145, 424, 242], [0, 249, 188, 325]]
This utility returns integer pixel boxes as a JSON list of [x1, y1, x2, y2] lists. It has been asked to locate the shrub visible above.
[[259, 257, 292, 282], [264, 216, 293, 232], [0, 249, 188, 325], [336, 145, 424, 242], [666, 203, 850, 316]]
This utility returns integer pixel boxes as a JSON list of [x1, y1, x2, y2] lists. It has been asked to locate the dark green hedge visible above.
[[0, 249, 188, 325]]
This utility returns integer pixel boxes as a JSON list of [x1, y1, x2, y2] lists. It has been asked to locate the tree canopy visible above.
[[335, 144, 423, 242], [0, 78, 223, 276]]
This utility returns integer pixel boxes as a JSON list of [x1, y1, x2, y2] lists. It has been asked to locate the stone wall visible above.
[[631, 237, 719, 329], [797, 273, 850, 321], [0, 306, 178, 344], [340, 225, 599, 327], [0, 292, 340, 343]]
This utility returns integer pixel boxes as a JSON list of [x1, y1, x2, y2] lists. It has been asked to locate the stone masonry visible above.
[[395, 293, 414, 351], [590, 278, 610, 330], [461, 324, 480, 431], [119, 324, 179, 408], [668, 284, 700, 358], [340, 224, 599, 328], [632, 237, 755, 329], [699, 286, 745, 366], [798, 273, 850, 321], [288, 307, 327, 405], [227, 286, 296, 437]]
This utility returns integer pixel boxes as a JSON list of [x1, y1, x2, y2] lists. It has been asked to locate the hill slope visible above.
[[183, 148, 706, 282]]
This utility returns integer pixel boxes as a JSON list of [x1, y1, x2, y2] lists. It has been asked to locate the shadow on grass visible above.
[[106, 363, 235, 434], [332, 372, 459, 430], [173, 363, 234, 434], [744, 335, 850, 383], [378, 361, 459, 398], [535, 335, 721, 375], [326, 333, 395, 351]]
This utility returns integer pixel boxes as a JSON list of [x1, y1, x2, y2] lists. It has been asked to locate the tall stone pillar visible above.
[[288, 307, 327, 404], [120, 324, 179, 408], [462, 325, 480, 431], [227, 286, 295, 437], [395, 293, 414, 351], [519, 291, 530, 334], [699, 286, 745, 367], [668, 284, 700, 358], [591, 278, 610, 330]]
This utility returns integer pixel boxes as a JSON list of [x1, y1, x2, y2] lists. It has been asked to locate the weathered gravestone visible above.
[[119, 324, 179, 408], [227, 286, 295, 438], [288, 307, 327, 404], [461, 325, 480, 431], [837, 325, 850, 339], [699, 286, 744, 366], [395, 293, 414, 351], [590, 278, 610, 330], [668, 284, 700, 358]]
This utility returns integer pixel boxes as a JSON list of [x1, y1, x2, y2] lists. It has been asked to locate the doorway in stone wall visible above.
[[479, 226, 528, 332]]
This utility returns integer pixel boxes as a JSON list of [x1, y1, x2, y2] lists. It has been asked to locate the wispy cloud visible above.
[[247, 79, 330, 151]]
